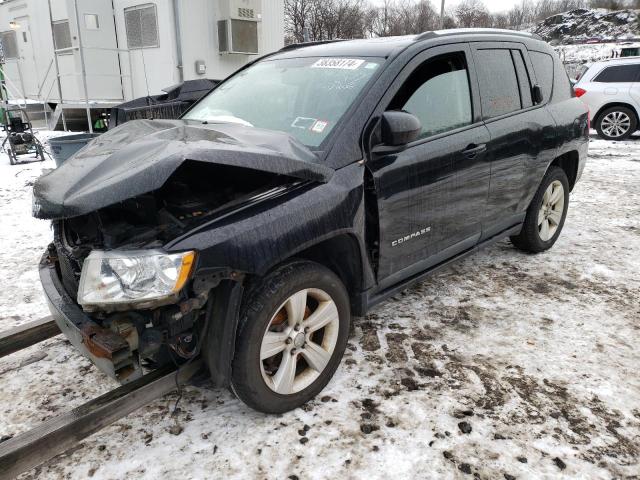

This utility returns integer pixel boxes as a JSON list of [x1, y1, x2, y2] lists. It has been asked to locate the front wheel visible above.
[[231, 260, 350, 413], [511, 166, 569, 253]]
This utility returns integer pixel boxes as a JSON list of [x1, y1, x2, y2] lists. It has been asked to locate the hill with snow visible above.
[[532, 8, 639, 43]]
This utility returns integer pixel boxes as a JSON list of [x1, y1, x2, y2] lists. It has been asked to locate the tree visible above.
[[455, 0, 491, 27], [284, 0, 368, 44], [284, 0, 312, 43], [492, 13, 510, 29], [364, 0, 438, 37]]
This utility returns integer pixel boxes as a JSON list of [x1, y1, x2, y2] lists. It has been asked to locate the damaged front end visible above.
[[35, 120, 332, 384]]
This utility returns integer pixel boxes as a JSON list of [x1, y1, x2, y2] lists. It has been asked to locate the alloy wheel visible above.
[[538, 180, 564, 242], [601, 111, 631, 138], [260, 288, 339, 395]]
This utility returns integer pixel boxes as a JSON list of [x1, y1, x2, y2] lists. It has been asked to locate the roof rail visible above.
[[279, 39, 346, 52], [605, 56, 640, 61], [415, 28, 543, 42]]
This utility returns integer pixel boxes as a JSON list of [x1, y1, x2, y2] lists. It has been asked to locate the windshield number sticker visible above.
[[311, 120, 328, 133], [311, 58, 365, 70]]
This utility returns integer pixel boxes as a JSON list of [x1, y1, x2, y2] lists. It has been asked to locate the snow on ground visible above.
[[556, 43, 621, 65], [1, 131, 639, 480]]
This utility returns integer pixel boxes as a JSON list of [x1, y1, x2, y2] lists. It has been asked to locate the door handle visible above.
[[462, 143, 487, 158]]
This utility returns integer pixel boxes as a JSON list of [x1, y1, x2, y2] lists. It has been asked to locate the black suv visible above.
[[34, 29, 588, 413]]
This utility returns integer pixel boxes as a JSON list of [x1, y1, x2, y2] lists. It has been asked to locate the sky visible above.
[[370, 0, 522, 14]]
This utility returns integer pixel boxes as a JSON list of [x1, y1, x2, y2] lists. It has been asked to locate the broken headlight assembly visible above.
[[77, 250, 195, 311]]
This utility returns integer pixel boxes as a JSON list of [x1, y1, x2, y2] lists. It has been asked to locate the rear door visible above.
[[471, 42, 556, 239], [366, 43, 492, 288], [626, 64, 640, 109]]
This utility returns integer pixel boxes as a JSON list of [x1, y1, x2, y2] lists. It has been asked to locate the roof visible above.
[[276, 29, 544, 59], [591, 56, 640, 65], [276, 36, 418, 58]]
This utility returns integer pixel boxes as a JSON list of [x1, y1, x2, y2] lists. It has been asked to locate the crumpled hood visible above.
[[33, 119, 333, 219]]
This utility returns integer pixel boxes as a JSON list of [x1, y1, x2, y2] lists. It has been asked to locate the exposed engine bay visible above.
[[58, 161, 289, 253]]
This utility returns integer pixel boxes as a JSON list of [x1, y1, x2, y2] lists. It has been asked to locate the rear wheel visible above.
[[596, 106, 637, 140], [511, 166, 569, 253], [231, 260, 350, 413]]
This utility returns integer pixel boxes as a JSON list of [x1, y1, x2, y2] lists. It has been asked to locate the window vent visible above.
[[0, 30, 18, 59], [124, 4, 159, 49], [52, 21, 72, 53], [238, 8, 254, 18], [231, 19, 258, 53]]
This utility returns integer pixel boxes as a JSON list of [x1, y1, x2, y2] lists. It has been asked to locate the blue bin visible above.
[[48, 133, 101, 167]]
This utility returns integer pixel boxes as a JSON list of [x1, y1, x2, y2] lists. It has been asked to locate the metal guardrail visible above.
[[0, 317, 59, 358], [0, 316, 203, 479], [0, 361, 202, 480]]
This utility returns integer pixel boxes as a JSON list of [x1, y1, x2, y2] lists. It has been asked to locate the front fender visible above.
[[166, 163, 367, 278]]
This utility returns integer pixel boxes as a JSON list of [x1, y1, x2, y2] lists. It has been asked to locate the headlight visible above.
[[77, 249, 195, 310]]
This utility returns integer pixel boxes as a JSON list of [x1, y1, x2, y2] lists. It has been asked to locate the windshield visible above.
[[183, 56, 383, 148]]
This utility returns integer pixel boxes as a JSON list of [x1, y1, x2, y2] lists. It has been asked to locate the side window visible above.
[[389, 52, 473, 140], [475, 49, 521, 119], [593, 65, 640, 83], [529, 51, 554, 101], [511, 50, 532, 108], [84, 14, 100, 30]]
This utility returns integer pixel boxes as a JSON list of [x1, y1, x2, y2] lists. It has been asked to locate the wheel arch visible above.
[[593, 102, 640, 126], [293, 233, 368, 316], [550, 150, 580, 191]]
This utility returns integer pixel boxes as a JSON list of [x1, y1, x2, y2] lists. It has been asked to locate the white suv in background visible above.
[[574, 57, 640, 140]]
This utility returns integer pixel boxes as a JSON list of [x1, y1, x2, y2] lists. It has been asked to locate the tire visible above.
[[596, 106, 637, 141], [231, 260, 350, 413], [510, 166, 570, 253]]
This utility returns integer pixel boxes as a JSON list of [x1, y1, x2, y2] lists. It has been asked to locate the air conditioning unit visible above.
[[218, 0, 261, 55]]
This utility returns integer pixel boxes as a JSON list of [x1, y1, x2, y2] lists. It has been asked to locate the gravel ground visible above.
[[0, 132, 638, 480]]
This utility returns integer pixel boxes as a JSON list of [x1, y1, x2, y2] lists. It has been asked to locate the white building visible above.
[[0, 0, 284, 128]]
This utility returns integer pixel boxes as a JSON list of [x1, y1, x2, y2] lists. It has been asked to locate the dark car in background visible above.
[[33, 29, 588, 413]]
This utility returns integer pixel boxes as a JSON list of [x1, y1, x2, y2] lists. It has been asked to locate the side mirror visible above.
[[532, 84, 544, 105], [380, 111, 422, 147]]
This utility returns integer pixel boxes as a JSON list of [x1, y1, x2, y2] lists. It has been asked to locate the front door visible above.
[[366, 44, 491, 289]]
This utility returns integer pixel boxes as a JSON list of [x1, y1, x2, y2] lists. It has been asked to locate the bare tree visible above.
[[455, 0, 491, 27], [492, 13, 510, 29], [363, 0, 438, 37], [284, 0, 614, 43], [285, 0, 368, 43], [284, 0, 312, 43]]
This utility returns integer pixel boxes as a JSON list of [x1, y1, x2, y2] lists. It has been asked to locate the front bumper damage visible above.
[[39, 245, 143, 384]]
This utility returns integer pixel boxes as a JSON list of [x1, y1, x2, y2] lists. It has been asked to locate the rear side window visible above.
[[475, 49, 521, 119], [390, 52, 473, 139], [575, 64, 589, 82], [529, 51, 554, 102], [593, 65, 640, 83]]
